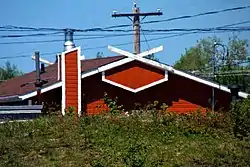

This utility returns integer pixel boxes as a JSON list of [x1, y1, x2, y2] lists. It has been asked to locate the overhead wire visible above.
[[141, 5, 250, 25], [1, 26, 250, 33], [0, 51, 59, 60], [0, 7, 250, 59], [0, 32, 63, 38], [0, 20, 250, 41], [80, 5, 250, 30], [1, 5, 250, 33], [0, 33, 138, 45], [141, 28, 151, 50], [0, 27, 250, 45]]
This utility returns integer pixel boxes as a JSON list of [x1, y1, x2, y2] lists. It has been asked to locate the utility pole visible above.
[[112, 3, 163, 54], [212, 42, 229, 112], [133, 7, 140, 54], [34, 51, 42, 105]]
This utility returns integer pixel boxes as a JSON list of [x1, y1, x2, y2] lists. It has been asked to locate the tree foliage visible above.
[[174, 35, 250, 92], [0, 61, 23, 83], [174, 36, 249, 71]]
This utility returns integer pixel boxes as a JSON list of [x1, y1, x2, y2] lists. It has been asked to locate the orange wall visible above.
[[65, 51, 79, 112], [81, 62, 231, 114], [105, 61, 165, 89]]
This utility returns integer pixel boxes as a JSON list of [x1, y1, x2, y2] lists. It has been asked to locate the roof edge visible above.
[[0, 95, 22, 103], [3, 56, 249, 101], [18, 82, 62, 100]]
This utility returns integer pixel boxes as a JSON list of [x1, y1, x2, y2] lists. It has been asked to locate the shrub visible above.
[[130, 101, 168, 120], [1, 110, 250, 166], [123, 142, 149, 167], [103, 92, 124, 115], [41, 102, 61, 116], [65, 106, 77, 117], [230, 97, 250, 139]]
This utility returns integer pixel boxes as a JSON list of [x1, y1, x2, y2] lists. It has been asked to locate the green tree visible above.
[[174, 35, 250, 92], [227, 35, 249, 66], [174, 36, 221, 72], [0, 61, 23, 83]]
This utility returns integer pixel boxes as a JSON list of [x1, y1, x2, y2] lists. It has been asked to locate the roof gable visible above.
[[0, 53, 249, 101], [0, 56, 125, 98]]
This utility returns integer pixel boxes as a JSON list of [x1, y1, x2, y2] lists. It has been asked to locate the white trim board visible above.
[[102, 71, 168, 93], [95, 46, 165, 73], [19, 82, 62, 100], [172, 69, 249, 98], [57, 54, 61, 81], [61, 49, 66, 116], [31, 55, 54, 65], [77, 48, 82, 117]]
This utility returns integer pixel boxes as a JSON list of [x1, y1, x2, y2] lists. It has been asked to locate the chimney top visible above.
[[64, 29, 75, 51]]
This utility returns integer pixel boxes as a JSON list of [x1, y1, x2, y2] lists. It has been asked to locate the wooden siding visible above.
[[105, 61, 165, 89], [82, 71, 231, 115], [86, 99, 108, 115], [168, 99, 206, 114], [65, 50, 79, 112]]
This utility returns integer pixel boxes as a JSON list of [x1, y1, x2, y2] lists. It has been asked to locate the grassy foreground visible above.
[[0, 113, 250, 167]]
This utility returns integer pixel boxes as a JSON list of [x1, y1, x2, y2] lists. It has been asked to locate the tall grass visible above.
[[0, 110, 250, 167]]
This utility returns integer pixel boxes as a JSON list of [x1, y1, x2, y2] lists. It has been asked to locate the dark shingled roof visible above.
[[0, 56, 125, 97]]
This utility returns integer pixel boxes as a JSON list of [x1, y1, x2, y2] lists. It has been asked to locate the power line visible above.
[[1, 20, 249, 40], [141, 27, 250, 32], [81, 30, 250, 51], [1, 21, 250, 59], [0, 33, 137, 45], [141, 30, 151, 50], [0, 51, 59, 60], [1, 26, 250, 45], [90, 5, 250, 29], [1, 5, 250, 33], [0, 25, 62, 32], [0, 32, 62, 38], [141, 5, 250, 25], [1, 26, 250, 34], [0, 29, 245, 55], [82, 32, 194, 51]]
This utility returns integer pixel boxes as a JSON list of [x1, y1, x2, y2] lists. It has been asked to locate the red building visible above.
[[0, 46, 248, 116]]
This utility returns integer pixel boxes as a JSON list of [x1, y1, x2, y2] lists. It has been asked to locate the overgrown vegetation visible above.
[[230, 97, 250, 139], [103, 92, 124, 115], [1, 97, 250, 166]]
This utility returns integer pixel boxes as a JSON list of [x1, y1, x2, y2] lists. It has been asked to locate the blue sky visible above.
[[0, 0, 250, 72]]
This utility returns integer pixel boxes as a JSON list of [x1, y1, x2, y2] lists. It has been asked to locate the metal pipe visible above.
[[35, 51, 41, 105], [35, 52, 40, 84], [64, 29, 75, 51], [212, 42, 229, 111]]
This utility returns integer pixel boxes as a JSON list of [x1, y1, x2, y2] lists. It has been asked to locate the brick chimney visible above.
[[61, 47, 81, 116]]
